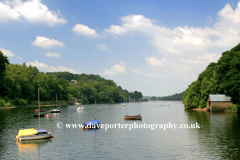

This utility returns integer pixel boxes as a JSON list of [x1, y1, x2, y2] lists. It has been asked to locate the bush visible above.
[[14, 98, 27, 106]]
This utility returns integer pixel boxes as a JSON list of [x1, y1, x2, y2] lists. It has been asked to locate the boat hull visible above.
[[33, 114, 45, 117], [49, 111, 61, 113], [124, 115, 142, 120], [17, 134, 52, 141]]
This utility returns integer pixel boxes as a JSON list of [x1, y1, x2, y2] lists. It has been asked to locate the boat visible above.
[[75, 102, 81, 105], [124, 114, 142, 120], [49, 93, 62, 113], [17, 88, 53, 142], [77, 95, 85, 110], [77, 105, 85, 110], [33, 114, 45, 117], [16, 128, 53, 141], [122, 95, 125, 106], [35, 109, 45, 112], [33, 89, 45, 117], [82, 100, 100, 129]]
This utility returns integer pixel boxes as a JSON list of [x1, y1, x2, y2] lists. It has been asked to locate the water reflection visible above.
[[185, 110, 240, 159], [17, 139, 51, 159]]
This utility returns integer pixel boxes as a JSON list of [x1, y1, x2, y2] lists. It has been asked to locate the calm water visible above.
[[0, 101, 240, 159]]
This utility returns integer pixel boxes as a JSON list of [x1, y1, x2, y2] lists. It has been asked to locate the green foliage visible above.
[[150, 91, 185, 101], [0, 63, 143, 105], [183, 43, 240, 109]]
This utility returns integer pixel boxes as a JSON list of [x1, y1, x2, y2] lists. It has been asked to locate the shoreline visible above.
[[191, 108, 207, 111]]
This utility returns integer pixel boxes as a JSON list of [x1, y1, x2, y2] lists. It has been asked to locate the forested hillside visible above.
[[0, 51, 143, 106], [183, 43, 240, 109], [150, 91, 184, 101]]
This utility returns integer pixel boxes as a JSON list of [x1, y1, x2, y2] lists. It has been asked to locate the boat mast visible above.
[[56, 93, 57, 108], [38, 88, 40, 129], [95, 100, 96, 119]]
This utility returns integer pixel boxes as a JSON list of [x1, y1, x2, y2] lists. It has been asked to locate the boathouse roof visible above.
[[208, 94, 231, 102]]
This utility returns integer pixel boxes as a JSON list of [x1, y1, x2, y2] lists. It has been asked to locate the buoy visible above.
[[45, 114, 49, 118], [50, 135, 54, 138]]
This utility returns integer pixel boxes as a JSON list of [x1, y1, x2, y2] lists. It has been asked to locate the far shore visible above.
[[191, 108, 207, 111]]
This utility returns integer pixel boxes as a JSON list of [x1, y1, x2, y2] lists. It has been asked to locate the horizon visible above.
[[1, 0, 240, 96]]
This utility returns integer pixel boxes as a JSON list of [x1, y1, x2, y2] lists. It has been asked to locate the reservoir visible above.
[[0, 101, 239, 159]]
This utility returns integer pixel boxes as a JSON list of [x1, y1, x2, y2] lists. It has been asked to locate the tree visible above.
[[0, 51, 9, 78]]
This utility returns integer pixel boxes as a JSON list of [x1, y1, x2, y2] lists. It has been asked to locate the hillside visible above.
[[150, 91, 184, 101], [183, 43, 240, 109]]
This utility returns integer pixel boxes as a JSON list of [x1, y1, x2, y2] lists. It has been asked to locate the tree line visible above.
[[150, 91, 184, 100], [183, 43, 240, 109], [0, 51, 143, 106]]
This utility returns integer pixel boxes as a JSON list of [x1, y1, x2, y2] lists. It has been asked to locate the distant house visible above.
[[71, 79, 77, 82], [207, 94, 234, 112]]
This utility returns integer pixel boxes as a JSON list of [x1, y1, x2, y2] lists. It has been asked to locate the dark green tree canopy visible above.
[[183, 43, 240, 108]]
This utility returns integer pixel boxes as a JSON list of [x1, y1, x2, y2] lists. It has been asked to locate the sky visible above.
[[1, 0, 240, 97]]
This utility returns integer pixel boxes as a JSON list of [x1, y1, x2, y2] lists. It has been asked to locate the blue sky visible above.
[[1, 0, 240, 96]]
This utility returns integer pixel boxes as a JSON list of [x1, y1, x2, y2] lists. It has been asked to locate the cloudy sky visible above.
[[1, 0, 240, 96]]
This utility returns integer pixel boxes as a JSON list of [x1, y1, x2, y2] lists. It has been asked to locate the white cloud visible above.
[[72, 24, 99, 37], [104, 2, 240, 83], [45, 52, 61, 58], [0, 48, 15, 57], [16, 56, 22, 59], [134, 70, 142, 75], [32, 36, 65, 48], [119, 60, 126, 66], [0, 1, 21, 22], [102, 63, 126, 75], [26, 60, 80, 74], [146, 57, 167, 67], [96, 44, 110, 51], [105, 25, 127, 35], [1, 0, 67, 26]]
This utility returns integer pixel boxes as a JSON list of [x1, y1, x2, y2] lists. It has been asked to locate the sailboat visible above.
[[16, 88, 53, 141], [49, 93, 62, 113], [82, 100, 100, 129], [77, 95, 85, 111], [122, 95, 125, 106]]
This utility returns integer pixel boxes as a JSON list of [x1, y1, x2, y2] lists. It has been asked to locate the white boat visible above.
[[77, 105, 85, 110], [16, 129, 52, 141], [49, 93, 62, 113], [77, 95, 85, 110], [75, 102, 81, 105], [16, 89, 53, 142]]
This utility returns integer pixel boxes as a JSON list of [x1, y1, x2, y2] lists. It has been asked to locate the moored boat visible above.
[[124, 114, 142, 120], [16, 128, 53, 141], [49, 93, 62, 113], [77, 105, 85, 110], [35, 109, 45, 112], [82, 100, 100, 130], [49, 108, 62, 113]]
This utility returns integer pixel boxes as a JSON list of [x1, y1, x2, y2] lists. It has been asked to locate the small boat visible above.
[[35, 109, 45, 112], [49, 108, 62, 113], [77, 105, 85, 110], [82, 100, 100, 130], [124, 114, 142, 120], [33, 89, 45, 117], [17, 89, 53, 142], [16, 128, 53, 141], [82, 119, 100, 129], [49, 93, 62, 113], [33, 113, 45, 117], [75, 102, 81, 105], [122, 94, 125, 106]]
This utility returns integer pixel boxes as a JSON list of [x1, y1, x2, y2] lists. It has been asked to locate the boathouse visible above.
[[207, 94, 234, 112]]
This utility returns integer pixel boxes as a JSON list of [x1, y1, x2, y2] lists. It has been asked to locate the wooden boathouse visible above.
[[207, 94, 234, 112]]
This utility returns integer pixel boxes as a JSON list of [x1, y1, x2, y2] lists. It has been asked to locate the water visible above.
[[0, 101, 240, 159]]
